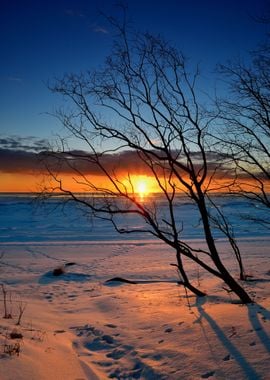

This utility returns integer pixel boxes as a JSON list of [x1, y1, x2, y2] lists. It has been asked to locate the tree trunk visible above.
[[197, 195, 252, 304], [176, 249, 206, 297], [211, 253, 252, 303]]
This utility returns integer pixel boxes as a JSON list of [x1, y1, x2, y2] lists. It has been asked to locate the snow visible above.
[[0, 196, 270, 379]]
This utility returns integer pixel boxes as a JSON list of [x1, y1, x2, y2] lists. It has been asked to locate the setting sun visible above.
[[136, 180, 148, 196], [124, 175, 157, 197], [133, 176, 156, 197]]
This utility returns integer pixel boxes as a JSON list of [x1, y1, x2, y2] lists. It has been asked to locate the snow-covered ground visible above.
[[0, 196, 270, 379]]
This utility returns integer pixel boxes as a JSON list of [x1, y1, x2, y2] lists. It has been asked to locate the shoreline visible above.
[[1, 235, 270, 246]]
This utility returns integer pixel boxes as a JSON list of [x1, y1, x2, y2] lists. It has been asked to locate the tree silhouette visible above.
[[217, 39, 270, 228], [44, 18, 252, 303]]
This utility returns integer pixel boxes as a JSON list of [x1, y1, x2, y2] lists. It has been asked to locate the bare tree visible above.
[[16, 301, 27, 326], [44, 19, 252, 303], [217, 38, 270, 227], [207, 197, 246, 280], [1, 284, 12, 319]]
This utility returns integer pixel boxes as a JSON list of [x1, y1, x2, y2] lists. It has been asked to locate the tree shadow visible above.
[[247, 303, 270, 353], [104, 277, 177, 287], [195, 297, 262, 380]]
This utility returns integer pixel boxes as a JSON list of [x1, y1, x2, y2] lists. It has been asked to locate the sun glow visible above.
[[133, 176, 153, 198], [136, 180, 148, 196], [121, 175, 160, 197]]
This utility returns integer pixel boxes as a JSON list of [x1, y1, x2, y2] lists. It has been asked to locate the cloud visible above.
[[65, 9, 85, 18], [1, 76, 23, 84], [0, 144, 235, 184], [42, 150, 153, 176], [0, 148, 148, 175], [188, 150, 234, 179], [93, 26, 109, 34], [0, 149, 44, 173], [0, 146, 169, 176], [0, 136, 237, 180], [6, 76, 23, 83], [189, 150, 230, 162], [0, 136, 49, 152], [0, 136, 50, 174]]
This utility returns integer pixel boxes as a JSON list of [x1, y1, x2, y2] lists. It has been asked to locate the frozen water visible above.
[[0, 194, 269, 243]]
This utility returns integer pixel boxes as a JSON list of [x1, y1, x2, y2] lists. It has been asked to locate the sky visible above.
[[0, 0, 269, 192]]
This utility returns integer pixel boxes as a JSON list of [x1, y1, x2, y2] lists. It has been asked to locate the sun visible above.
[[137, 180, 147, 196], [135, 177, 150, 198], [122, 175, 156, 197]]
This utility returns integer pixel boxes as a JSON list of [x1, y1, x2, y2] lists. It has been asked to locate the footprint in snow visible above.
[[85, 336, 116, 352], [102, 335, 115, 344], [107, 348, 127, 360], [201, 370, 215, 378], [105, 324, 117, 329]]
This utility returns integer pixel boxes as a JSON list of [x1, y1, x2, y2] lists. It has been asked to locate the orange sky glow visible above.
[[1, 170, 267, 195], [0, 172, 160, 194]]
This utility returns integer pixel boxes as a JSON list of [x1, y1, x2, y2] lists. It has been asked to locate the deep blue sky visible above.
[[1, 0, 269, 147]]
